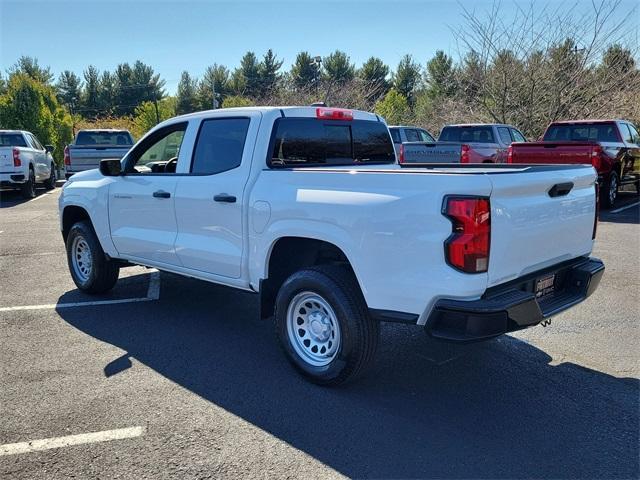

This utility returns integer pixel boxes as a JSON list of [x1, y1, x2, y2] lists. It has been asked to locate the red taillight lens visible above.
[[398, 144, 405, 164], [460, 144, 470, 163], [507, 145, 513, 163], [12, 148, 21, 167], [593, 182, 599, 239], [316, 107, 353, 121], [443, 196, 491, 273], [591, 145, 602, 171], [64, 146, 70, 166]]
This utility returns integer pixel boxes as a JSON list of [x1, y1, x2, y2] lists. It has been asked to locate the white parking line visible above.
[[0, 426, 145, 456], [29, 193, 52, 202], [0, 270, 161, 312], [610, 201, 640, 214]]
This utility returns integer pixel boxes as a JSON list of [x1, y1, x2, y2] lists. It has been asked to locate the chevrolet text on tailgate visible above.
[[59, 106, 604, 385]]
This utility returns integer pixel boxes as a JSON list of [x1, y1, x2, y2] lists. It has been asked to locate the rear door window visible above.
[[510, 128, 526, 142], [404, 129, 421, 142], [269, 118, 394, 167], [191, 118, 250, 174], [497, 127, 512, 145]]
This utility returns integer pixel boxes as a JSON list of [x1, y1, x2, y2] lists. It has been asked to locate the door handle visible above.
[[153, 190, 171, 198], [214, 193, 236, 203]]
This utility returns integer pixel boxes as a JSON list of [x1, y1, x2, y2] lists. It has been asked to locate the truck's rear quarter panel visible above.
[[250, 168, 493, 320]]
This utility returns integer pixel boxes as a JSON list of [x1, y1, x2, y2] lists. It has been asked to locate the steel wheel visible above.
[[286, 291, 341, 367], [71, 235, 93, 283]]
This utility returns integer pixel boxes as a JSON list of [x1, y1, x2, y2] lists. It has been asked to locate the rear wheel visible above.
[[274, 265, 379, 386], [601, 171, 619, 209], [66, 221, 120, 293], [20, 168, 36, 199], [43, 164, 56, 190]]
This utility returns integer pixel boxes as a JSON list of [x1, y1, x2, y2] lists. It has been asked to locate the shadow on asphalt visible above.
[[57, 271, 639, 479], [599, 191, 640, 225], [0, 186, 54, 208]]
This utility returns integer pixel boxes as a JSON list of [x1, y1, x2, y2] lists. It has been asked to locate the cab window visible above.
[[191, 118, 250, 174]]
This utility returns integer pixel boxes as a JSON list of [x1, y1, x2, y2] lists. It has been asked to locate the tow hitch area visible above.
[[425, 257, 604, 342]]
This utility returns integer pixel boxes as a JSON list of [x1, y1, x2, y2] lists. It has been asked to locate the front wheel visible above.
[[274, 265, 379, 386], [601, 171, 619, 209], [66, 221, 120, 293]]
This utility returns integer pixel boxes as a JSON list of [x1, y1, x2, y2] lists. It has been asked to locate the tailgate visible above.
[[0, 148, 15, 169], [68, 147, 129, 171], [510, 142, 596, 165], [402, 142, 461, 164], [488, 165, 596, 286]]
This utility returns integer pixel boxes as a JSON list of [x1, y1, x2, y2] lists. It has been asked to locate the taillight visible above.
[[506, 145, 513, 163], [64, 146, 70, 166], [398, 144, 405, 164], [591, 145, 602, 171], [443, 196, 491, 273], [460, 144, 470, 163], [593, 182, 599, 239], [12, 148, 21, 167], [316, 107, 353, 121]]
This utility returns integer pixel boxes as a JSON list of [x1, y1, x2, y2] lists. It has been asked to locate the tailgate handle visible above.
[[548, 182, 574, 197]]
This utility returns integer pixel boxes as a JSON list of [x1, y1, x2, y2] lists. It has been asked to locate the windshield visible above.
[[75, 131, 133, 146]]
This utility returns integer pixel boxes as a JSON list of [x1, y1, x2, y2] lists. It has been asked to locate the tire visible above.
[[20, 168, 36, 199], [601, 170, 619, 209], [66, 220, 120, 294], [43, 164, 56, 190], [274, 265, 379, 386]]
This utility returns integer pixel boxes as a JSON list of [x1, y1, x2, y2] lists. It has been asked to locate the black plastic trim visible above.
[[425, 257, 604, 342], [369, 309, 419, 324]]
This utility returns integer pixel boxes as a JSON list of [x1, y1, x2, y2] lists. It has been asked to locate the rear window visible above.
[[438, 126, 495, 143], [269, 118, 395, 167], [0, 133, 27, 147], [543, 123, 620, 142], [75, 131, 133, 146], [191, 118, 250, 174]]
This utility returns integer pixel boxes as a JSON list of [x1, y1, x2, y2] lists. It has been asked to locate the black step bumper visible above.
[[425, 257, 604, 342]]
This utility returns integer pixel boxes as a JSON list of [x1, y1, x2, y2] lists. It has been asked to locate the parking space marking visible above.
[[29, 193, 53, 202], [0, 270, 161, 312], [610, 201, 640, 214], [0, 426, 145, 456]]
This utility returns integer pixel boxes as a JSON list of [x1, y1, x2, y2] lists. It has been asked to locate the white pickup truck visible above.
[[59, 106, 604, 385], [1, 130, 57, 198]]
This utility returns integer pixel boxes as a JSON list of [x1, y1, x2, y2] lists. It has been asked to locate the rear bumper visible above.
[[0, 173, 26, 186], [425, 257, 604, 342]]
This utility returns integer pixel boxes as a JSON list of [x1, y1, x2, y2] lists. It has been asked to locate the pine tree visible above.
[[176, 71, 198, 115]]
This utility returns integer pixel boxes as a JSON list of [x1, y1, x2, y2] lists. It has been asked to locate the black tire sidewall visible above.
[[275, 269, 363, 384], [21, 169, 36, 198]]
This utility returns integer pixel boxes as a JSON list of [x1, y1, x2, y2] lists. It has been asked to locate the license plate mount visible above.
[[535, 273, 556, 299]]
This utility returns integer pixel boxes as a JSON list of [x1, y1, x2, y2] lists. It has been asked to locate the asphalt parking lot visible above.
[[1, 184, 638, 479]]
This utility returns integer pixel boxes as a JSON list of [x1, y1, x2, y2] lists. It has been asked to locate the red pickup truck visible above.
[[508, 120, 640, 208]]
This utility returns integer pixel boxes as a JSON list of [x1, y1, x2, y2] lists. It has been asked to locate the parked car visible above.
[[64, 129, 134, 179], [59, 106, 604, 385], [388, 125, 435, 158], [508, 119, 640, 208], [399, 123, 527, 164], [0, 130, 57, 198]]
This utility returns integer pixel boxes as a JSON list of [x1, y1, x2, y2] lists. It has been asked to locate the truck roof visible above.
[[443, 123, 515, 128], [549, 119, 623, 125], [0, 130, 27, 134], [171, 106, 380, 122], [76, 129, 131, 132]]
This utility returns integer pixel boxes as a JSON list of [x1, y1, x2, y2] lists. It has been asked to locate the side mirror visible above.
[[45, 144, 55, 153], [100, 158, 122, 176]]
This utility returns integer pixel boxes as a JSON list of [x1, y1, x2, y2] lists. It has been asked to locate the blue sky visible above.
[[1, 0, 638, 94]]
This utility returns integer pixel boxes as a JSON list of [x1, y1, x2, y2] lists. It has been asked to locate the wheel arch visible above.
[[61, 205, 93, 242], [259, 236, 361, 320]]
